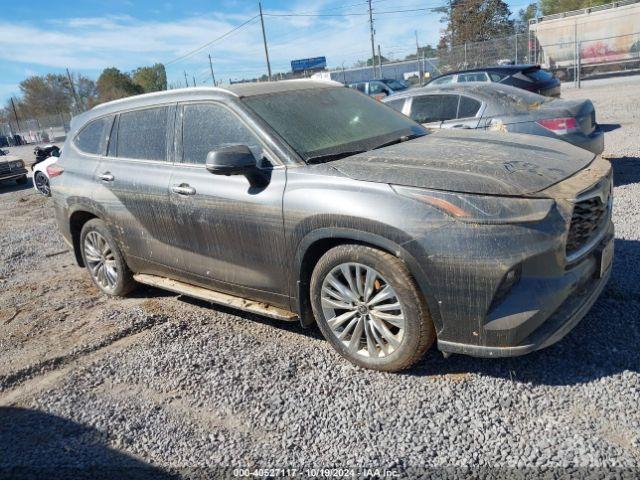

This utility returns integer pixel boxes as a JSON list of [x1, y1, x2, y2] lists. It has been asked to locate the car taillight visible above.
[[47, 164, 64, 177], [536, 117, 579, 135]]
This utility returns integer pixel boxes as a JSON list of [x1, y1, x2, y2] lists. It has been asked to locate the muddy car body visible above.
[[51, 81, 614, 371]]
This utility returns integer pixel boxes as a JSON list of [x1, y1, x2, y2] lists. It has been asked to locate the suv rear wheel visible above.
[[80, 219, 135, 296], [310, 245, 435, 371]]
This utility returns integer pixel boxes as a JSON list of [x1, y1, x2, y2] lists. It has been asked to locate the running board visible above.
[[133, 274, 298, 322]]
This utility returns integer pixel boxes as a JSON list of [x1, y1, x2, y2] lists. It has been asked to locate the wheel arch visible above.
[[67, 202, 105, 267], [292, 227, 443, 332]]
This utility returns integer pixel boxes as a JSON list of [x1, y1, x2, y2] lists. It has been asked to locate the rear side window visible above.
[[369, 82, 387, 95], [74, 116, 113, 155], [181, 103, 262, 165], [458, 96, 481, 118], [116, 107, 169, 161], [385, 98, 405, 112], [458, 72, 489, 82], [410, 95, 459, 123]]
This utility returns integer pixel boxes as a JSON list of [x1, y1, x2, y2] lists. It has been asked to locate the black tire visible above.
[[16, 175, 27, 185], [80, 219, 136, 297], [34, 172, 50, 196], [310, 244, 435, 372]]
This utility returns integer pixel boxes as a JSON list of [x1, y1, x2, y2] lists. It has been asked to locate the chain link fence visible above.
[[0, 113, 70, 147]]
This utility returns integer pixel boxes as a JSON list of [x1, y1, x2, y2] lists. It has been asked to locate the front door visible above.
[[168, 102, 288, 306]]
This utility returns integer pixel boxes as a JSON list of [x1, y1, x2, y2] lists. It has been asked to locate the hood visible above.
[[328, 129, 595, 196], [0, 154, 24, 163]]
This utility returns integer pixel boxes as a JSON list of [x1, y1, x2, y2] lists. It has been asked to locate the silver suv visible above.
[[52, 80, 613, 371]]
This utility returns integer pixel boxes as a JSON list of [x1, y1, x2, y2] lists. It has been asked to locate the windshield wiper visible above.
[[305, 150, 366, 164], [371, 133, 423, 150]]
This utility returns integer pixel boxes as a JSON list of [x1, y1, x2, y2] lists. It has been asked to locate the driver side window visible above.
[[181, 103, 263, 165]]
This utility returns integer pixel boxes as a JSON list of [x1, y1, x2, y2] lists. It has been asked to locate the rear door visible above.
[[93, 104, 178, 273], [407, 94, 460, 128], [168, 101, 289, 306]]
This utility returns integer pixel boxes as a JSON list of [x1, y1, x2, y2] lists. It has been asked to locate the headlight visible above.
[[392, 185, 554, 224], [11, 160, 24, 169]]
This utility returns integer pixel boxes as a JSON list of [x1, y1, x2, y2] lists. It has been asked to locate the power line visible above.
[[165, 15, 259, 66]]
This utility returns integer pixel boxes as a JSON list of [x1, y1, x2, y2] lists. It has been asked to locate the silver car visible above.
[[383, 83, 604, 154]]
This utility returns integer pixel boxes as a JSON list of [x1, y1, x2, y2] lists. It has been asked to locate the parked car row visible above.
[[44, 79, 613, 372]]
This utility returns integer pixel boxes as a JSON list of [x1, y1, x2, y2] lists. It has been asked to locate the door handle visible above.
[[452, 124, 471, 129], [171, 184, 196, 196], [99, 172, 114, 182]]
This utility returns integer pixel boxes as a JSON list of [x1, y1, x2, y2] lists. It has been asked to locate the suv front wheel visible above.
[[310, 245, 435, 371]]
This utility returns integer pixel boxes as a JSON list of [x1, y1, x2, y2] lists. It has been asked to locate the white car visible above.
[[32, 155, 59, 196]]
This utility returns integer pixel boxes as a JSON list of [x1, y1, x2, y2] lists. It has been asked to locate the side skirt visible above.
[[133, 273, 299, 322]]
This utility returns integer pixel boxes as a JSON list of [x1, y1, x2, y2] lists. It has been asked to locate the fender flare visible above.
[[291, 226, 443, 332]]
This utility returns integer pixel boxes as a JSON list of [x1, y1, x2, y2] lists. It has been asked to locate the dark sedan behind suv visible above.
[[427, 64, 561, 97], [52, 80, 613, 371], [383, 83, 604, 154]]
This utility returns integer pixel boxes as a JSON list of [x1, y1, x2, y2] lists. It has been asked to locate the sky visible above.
[[0, 0, 531, 104]]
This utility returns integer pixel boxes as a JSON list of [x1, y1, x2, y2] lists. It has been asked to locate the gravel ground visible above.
[[0, 77, 639, 478]]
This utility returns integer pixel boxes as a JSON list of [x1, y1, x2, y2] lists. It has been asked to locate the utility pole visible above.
[[258, 2, 272, 81], [368, 0, 376, 78], [10, 97, 21, 132], [449, 0, 455, 47], [208, 53, 217, 87], [377, 44, 383, 78], [415, 30, 423, 86], [184, 71, 189, 88], [66, 68, 81, 112]]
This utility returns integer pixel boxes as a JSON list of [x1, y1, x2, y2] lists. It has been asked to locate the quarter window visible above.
[[457, 96, 482, 118], [74, 116, 113, 155], [116, 107, 169, 161], [182, 103, 262, 165], [410, 95, 459, 123]]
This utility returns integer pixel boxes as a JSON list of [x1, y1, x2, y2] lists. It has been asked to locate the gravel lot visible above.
[[0, 77, 639, 478]]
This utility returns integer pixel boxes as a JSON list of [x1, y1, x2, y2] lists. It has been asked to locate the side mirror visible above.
[[205, 145, 256, 175]]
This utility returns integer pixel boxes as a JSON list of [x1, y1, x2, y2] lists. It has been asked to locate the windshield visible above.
[[243, 87, 426, 161], [382, 79, 407, 90]]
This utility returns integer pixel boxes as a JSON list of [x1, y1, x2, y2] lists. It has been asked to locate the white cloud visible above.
[[0, 1, 443, 88]]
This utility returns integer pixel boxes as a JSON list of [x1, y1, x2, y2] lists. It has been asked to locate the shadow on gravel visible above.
[[609, 156, 640, 187], [405, 238, 640, 386], [0, 178, 32, 194], [0, 407, 177, 480], [598, 123, 621, 132]]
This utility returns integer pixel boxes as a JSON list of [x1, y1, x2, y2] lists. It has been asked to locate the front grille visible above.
[[566, 178, 611, 257], [0, 163, 11, 175]]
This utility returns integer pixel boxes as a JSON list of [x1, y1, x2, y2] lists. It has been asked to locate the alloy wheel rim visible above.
[[35, 173, 50, 195], [84, 231, 118, 290], [321, 262, 405, 358]]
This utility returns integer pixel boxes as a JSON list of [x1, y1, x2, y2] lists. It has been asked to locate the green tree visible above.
[[516, 3, 538, 32], [437, 0, 514, 48], [17, 74, 73, 117], [96, 67, 142, 104], [404, 45, 438, 61], [539, 0, 610, 15], [132, 63, 167, 93]]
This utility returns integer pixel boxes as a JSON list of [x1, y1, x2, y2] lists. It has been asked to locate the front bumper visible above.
[[437, 230, 613, 357], [0, 167, 28, 182]]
